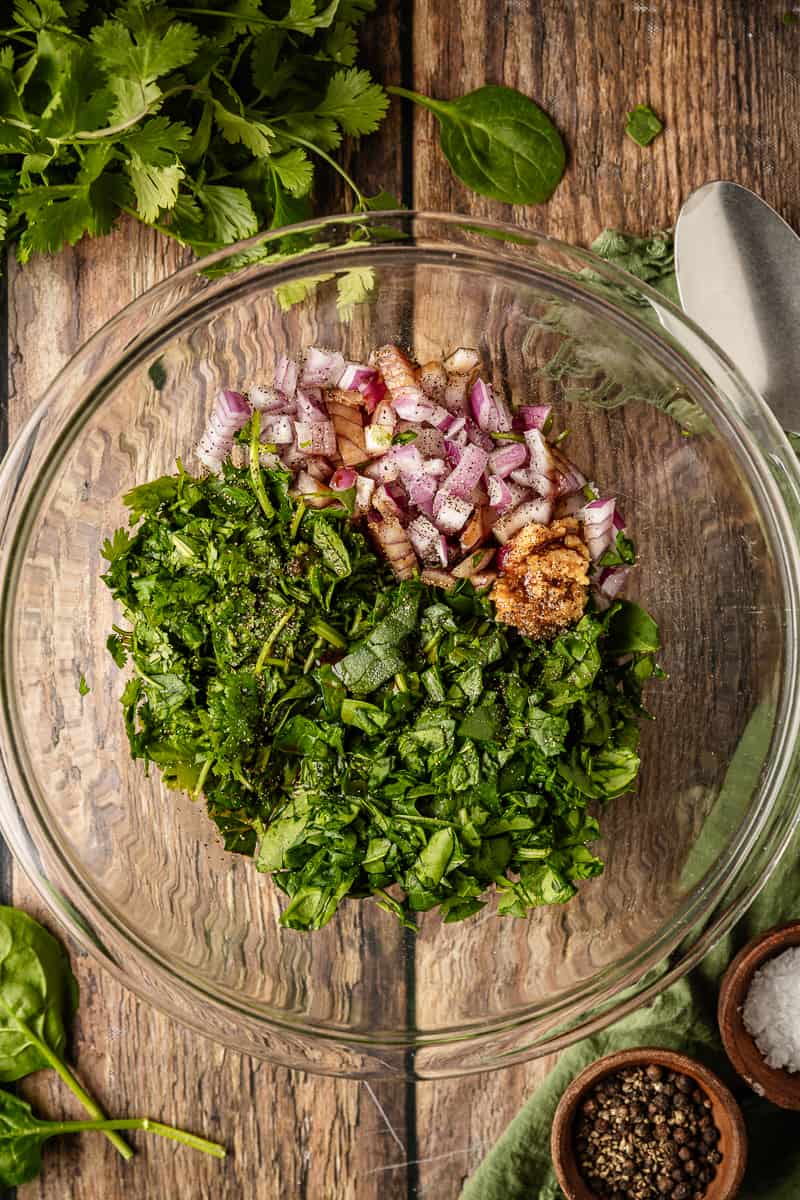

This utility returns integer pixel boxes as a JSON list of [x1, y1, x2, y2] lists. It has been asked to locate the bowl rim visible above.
[[2, 210, 800, 1074], [550, 1046, 748, 1200]]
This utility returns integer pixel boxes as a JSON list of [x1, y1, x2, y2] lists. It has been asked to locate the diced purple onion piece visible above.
[[470, 378, 513, 433], [443, 347, 480, 374], [515, 405, 552, 431], [441, 444, 489, 501], [294, 419, 337, 457], [487, 475, 514, 511], [580, 496, 616, 560], [330, 467, 357, 491], [295, 389, 328, 423], [402, 471, 438, 517], [262, 414, 294, 444], [273, 356, 298, 400], [493, 497, 554, 544], [355, 475, 375, 513], [196, 389, 252, 472], [338, 361, 378, 392], [364, 424, 394, 455], [423, 457, 447, 477], [300, 346, 346, 388], [488, 442, 528, 478], [250, 385, 286, 413], [433, 492, 474, 535]]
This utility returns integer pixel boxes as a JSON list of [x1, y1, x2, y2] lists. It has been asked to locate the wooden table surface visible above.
[[1, 2, 798, 1197]]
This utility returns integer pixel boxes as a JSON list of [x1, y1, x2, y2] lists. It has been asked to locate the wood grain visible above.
[[1, 2, 799, 1199], [408, 1, 800, 1195]]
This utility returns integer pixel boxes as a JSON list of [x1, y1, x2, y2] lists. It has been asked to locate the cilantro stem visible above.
[[489, 431, 525, 442], [552, 428, 570, 445], [279, 132, 365, 206], [192, 757, 213, 799], [394, 673, 408, 693], [303, 638, 324, 674], [308, 618, 347, 649], [249, 411, 275, 519], [290, 501, 306, 540], [255, 606, 296, 673]]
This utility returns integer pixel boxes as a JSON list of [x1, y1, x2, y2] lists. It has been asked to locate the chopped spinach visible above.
[[102, 460, 661, 931], [625, 104, 664, 147]]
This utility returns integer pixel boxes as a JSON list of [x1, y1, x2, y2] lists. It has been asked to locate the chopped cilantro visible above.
[[78, 675, 90, 697], [102, 460, 662, 931], [625, 104, 664, 147]]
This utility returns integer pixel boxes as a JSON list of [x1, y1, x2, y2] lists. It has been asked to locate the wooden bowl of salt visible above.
[[718, 920, 800, 1110]]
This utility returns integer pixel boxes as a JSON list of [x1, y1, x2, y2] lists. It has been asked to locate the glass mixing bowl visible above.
[[1, 212, 800, 1079]]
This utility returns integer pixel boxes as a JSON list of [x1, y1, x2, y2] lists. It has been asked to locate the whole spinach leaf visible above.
[[388, 84, 566, 205], [0, 1088, 224, 1187], [0, 908, 129, 1159]]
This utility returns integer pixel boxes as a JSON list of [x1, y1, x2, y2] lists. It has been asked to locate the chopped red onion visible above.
[[444, 376, 470, 414], [304, 456, 333, 482], [250, 385, 286, 413], [422, 457, 447, 477], [551, 445, 587, 496], [373, 399, 397, 431], [487, 475, 513, 511], [555, 492, 587, 519], [392, 386, 435, 423], [488, 442, 528, 477], [300, 347, 346, 388], [354, 474, 375, 514], [447, 415, 466, 438], [444, 438, 462, 468], [291, 469, 333, 508], [402, 471, 438, 516], [338, 361, 376, 392], [364, 455, 401, 483], [515, 405, 552, 431], [261, 414, 294, 444], [465, 418, 495, 452], [493, 497, 554, 543], [294, 419, 337, 457], [470, 378, 513, 433], [441, 445, 489, 500], [387, 443, 424, 476], [433, 492, 474, 534], [580, 496, 616, 560], [613, 510, 626, 532], [364, 424, 395, 456], [593, 565, 631, 610], [412, 427, 445, 458], [295, 389, 328, 423], [273, 356, 298, 400], [330, 467, 357, 491], [196, 389, 251, 472], [409, 515, 448, 565]]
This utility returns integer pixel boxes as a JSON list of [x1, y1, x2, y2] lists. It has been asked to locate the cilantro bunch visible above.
[[0, 0, 392, 261], [0, 1, 569, 265], [100, 445, 661, 932]]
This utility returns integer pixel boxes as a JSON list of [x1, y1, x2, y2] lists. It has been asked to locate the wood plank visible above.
[[7, 6, 413, 1198], [409, 2, 800, 1196]]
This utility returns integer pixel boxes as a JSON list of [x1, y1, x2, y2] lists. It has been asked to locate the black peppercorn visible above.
[[647, 1065, 663, 1081]]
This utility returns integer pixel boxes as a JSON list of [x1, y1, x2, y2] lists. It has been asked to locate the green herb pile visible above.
[[101, 432, 662, 932], [0, 1, 566, 265]]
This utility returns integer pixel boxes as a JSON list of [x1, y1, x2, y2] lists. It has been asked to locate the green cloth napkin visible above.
[[461, 233, 800, 1200]]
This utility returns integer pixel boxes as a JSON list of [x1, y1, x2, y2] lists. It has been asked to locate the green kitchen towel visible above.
[[461, 234, 800, 1200]]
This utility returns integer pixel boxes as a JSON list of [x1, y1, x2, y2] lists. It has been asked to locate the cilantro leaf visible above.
[[127, 158, 182, 221], [194, 184, 258, 243], [316, 67, 389, 135], [625, 104, 664, 147], [90, 18, 200, 84]]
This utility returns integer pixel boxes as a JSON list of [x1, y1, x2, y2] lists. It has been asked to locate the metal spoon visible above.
[[674, 180, 800, 434]]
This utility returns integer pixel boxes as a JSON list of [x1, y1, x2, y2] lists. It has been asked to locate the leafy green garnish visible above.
[[625, 104, 664, 147], [389, 84, 566, 205], [0, 907, 129, 1159], [599, 530, 637, 568], [0, 6, 567, 266], [0, 1089, 224, 1187], [77, 675, 89, 696], [102, 458, 662, 931]]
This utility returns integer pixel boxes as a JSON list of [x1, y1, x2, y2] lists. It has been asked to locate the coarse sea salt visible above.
[[742, 945, 800, 1073]]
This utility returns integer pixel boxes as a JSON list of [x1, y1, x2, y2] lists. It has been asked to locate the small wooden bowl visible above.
[[551, 1047, 747, 1200], [718, 920, 800, 1110]]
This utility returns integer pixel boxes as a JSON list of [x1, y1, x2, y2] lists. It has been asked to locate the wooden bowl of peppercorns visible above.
[[551, 1048, 747, 1200]]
